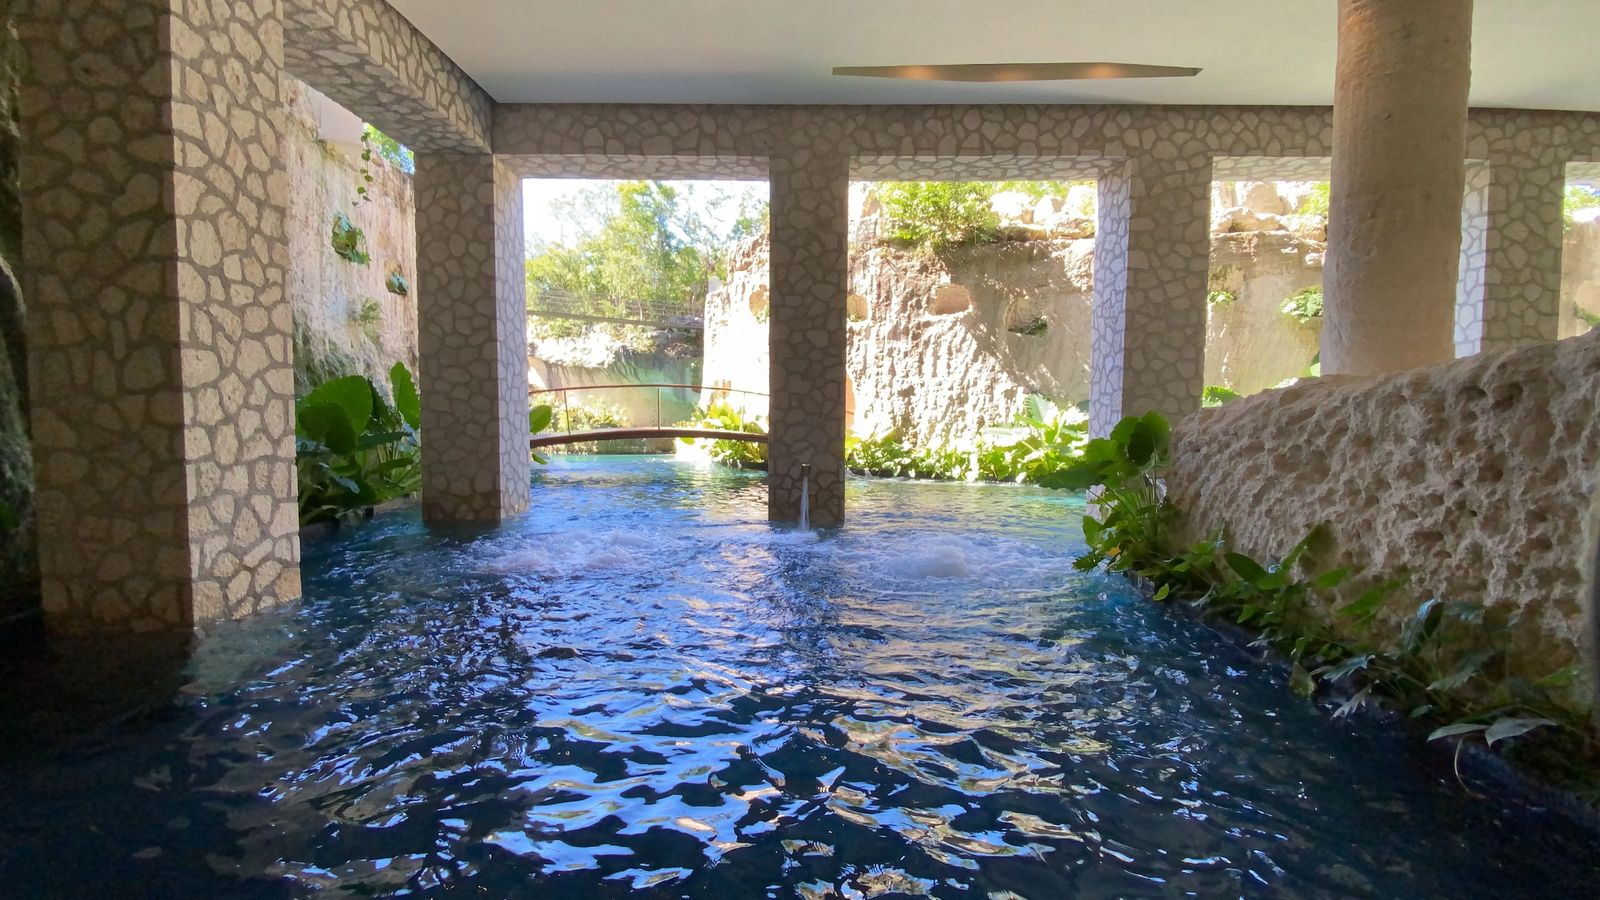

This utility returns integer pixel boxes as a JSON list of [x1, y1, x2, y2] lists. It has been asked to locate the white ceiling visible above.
[[387, 1, 1600, 111]]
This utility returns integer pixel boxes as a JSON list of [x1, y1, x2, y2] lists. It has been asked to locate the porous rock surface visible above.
[[1166, 331, 1600, 699]]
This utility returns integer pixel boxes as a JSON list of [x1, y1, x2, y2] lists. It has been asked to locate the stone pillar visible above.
[[767, 150, 850, 525], [413, 155, 530, 521], [1480, 157, 1566, 348], [16, 0, 300, 634], [1323, 0, 1473, 375], [1089, 155, 1213, 437]]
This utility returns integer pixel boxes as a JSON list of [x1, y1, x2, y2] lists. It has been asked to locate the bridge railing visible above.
[[529, 383, 768, 436]]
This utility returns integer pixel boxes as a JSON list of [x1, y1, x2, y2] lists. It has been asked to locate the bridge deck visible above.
[[530, 427, 767, 449]]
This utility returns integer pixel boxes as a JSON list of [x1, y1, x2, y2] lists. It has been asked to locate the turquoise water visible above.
[[2, 455, 1596, 898]]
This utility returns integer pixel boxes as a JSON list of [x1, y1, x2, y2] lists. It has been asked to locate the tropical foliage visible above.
[[1065, 412, 1595, 777], [845, 395, 1090, 487], [677, 403, 767, 468], [525, 181, 768, 339], [1563, 183, 1600, 232], [874, 180, 1095, 253], [1281, 286, 1324, 324], [1202, 385, 1242, 407], [296, 362, 422, 525]]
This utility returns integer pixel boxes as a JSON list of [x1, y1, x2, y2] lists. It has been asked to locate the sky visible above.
[[522, 178, 768, 248]]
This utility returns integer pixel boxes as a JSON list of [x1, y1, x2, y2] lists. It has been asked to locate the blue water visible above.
[[2, 455, 1596, 898]]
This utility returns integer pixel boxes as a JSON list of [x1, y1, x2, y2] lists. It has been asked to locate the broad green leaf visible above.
[[529, 403, 554, 435], [1312, 654, 1372, 682], [297, 402, 359, 454], [1427, 722, 1488, 742], [1311, 565, 1356, 590], [390, 362, 422, 429], [1153, 583, 1171, 601], [1224, 552, 1270, 585], [300, 375, 373, 435], [1483, 717, 1556, 747]]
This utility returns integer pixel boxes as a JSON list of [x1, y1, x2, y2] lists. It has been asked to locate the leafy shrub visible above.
[[296, 362, 421, 525], [678, 403, 767, 468], [385, 271, 409, 296], [847, 395, 1088, 488], [1281, 286, 1323, 324], [331, 212, 369, 265], [1202, 385, 1242, 407], [1207, 289, 1236, 306], [876, 182, 1002, 252], [1065, 412, 1595, 771], [1297, 182, 1331, 219]]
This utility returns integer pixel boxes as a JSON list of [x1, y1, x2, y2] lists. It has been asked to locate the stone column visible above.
[[16, 0, 300, 634], [767, 150, 850, 525], [1089, 154, 1213, 437], [413, 155, 530, 521], [1323, 0, 1473, 375], [1480, 157, 1566, 348]]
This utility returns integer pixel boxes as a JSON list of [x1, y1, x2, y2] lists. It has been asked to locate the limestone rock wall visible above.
[[703, 181, 1329, 447], [283, 78, 418, 394], [528, 331, 702, 431], [1165, 331, 1600, 701]]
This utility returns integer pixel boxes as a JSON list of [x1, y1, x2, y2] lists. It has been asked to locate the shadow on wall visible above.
[[0, 15, 39, 633]]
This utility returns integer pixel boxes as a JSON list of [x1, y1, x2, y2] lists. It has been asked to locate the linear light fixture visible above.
[[832, 62, 1202, 82]]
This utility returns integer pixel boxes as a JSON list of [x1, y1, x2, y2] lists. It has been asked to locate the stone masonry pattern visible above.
[[282, 0, 491, 153], [17, 0, 300, 633], [414, 154, 530, 522], [767, 135, 851, 525]]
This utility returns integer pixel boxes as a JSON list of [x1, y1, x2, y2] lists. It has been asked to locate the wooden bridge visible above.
[[528, 383, 768, 448]]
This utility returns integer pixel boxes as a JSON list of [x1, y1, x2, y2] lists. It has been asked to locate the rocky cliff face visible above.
[[702, 181, 1331, 446], [283, 79, 418, 394]]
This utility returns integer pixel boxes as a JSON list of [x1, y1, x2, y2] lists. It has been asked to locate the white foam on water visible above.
[[484, 529, 682, 575], [819, 531, 1077, 594]]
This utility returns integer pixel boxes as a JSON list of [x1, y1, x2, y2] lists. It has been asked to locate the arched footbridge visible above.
[[528, 383, 768, 449]]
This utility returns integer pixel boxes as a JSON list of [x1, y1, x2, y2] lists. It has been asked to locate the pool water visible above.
[[3, 455, 1597, 898]]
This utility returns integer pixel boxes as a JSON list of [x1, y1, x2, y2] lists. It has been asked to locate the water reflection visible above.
[[1, 456, 1595, 898]]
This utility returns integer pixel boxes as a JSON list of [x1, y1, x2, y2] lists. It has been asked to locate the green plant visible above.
[[1572, 304, 1600, 331], [331, 212, 370, 265], [296, 362, 422, 525], [1202, 385, 1242, 407], [362, 124, 414, 174], [844, 396, 1090, 487], [678, 403, 767, 468], [528, 403, 553, 465], [1207, 289, 1236, 306], [1009, 315, 1048, 337], [875, 181, 1003, 252], [1067, 412, 1596, 781], [1297, 182, 1331, 219], [1281, 286, 1324, 324], [350, 297, 382, 343], [386, 271, 410, 297]]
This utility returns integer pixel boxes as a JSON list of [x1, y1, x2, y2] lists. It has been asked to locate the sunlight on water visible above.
[[3, 455, 1596, 899]]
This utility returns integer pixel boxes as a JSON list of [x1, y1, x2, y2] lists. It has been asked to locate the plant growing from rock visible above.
[[330, 212, 370, 265], [1281, 287, 1324, 324], [876, 181, 1003, 252], [386, 270, 410, 296], [1202, 385, 1242, 407]]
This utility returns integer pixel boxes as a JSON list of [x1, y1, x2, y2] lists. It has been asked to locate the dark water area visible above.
[[1, 456, 1595, 898]]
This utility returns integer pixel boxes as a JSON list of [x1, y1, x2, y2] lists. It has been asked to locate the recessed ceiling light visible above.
[[832, 62, 1202, 82]]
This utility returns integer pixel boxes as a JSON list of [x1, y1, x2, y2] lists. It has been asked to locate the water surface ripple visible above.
[[3, 456, 1596, 898]]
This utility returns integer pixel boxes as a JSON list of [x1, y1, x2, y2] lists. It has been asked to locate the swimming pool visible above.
[[2, 455, 1595, 898]]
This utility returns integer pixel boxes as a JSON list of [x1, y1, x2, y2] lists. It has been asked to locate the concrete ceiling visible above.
[[387, 0, 1600, 111]]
